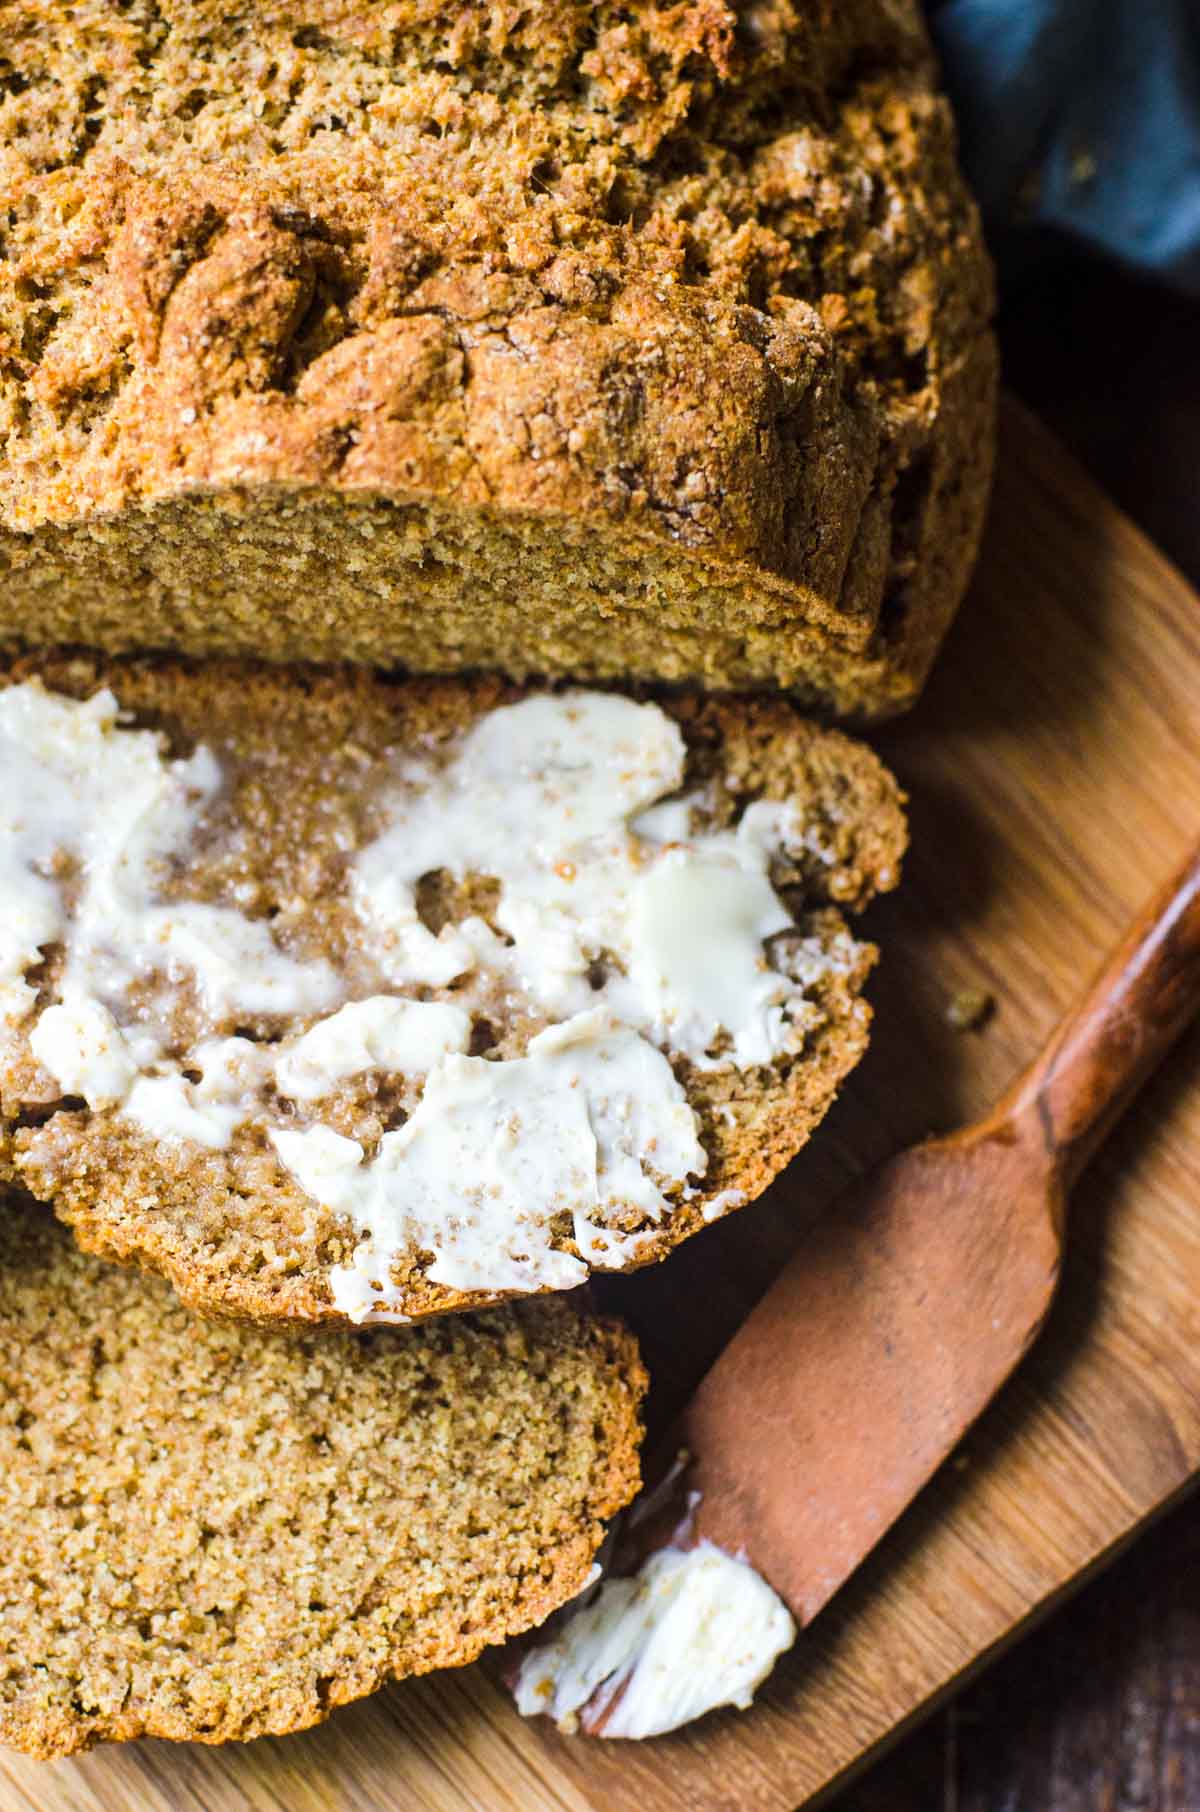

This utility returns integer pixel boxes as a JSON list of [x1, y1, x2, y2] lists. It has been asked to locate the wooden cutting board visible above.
[[8, 397, 1200, 1812]]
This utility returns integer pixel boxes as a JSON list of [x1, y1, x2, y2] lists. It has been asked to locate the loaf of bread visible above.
[[0, 1192, 644, 1757], [0, 652, 905, 1324], [0, 0, 994, 717]]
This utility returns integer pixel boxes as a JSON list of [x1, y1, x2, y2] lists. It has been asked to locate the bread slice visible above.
[[0, 1192, 644, 1758], [0, 1, 994, 718], [0, 651, 906, 1324]]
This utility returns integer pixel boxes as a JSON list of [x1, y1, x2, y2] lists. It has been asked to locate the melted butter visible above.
[[352, 692, 835, 1070], [0, 683, 340, 1053], [513, 1539, 796, 1738], [274, 996, 472, 1100], [271, 1009, 704, 1319], [2, 682, 857, 1308], [29, 995, 138, 1108]]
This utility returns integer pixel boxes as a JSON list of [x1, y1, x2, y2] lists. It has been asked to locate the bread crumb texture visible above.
[[0, 0, 995, 716], [0, 653, 905, 1325], [0, 1194, 644, 1758]]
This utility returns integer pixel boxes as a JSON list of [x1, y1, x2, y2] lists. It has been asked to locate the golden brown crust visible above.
[[0, 1194, 645, 1758], [0, 651, 907, 1325], [0, 1, 995, 717]]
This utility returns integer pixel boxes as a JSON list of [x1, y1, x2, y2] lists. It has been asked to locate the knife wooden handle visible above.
[[994, 838, 1200, 1191]]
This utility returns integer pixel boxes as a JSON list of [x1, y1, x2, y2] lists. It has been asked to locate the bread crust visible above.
[[0, 1, 995, 716], [0, 651, 907, 1324]]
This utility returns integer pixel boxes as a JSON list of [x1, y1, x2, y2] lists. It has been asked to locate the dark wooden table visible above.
[[844, 260, 1200, 1812]]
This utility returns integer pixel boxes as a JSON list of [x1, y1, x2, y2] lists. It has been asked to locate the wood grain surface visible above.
[[855, 261, 1200, 1812], [5, 395, 1200, 1812]]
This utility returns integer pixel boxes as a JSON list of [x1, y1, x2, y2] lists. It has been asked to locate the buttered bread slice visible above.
[[0, 654, 906, 1324], [0, 1194, 644, 1757]]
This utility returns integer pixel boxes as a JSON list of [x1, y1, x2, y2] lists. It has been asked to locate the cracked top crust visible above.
[[0, 1, 995, 714]]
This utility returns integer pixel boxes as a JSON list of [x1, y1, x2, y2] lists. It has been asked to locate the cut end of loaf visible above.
[[0, 368, 994, 718], [0, 0, 996, 717]]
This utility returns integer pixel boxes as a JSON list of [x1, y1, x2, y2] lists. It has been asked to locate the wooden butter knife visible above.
[[512, 836, 1200, 1738]]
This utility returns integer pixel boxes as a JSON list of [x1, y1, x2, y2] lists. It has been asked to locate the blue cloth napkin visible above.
[[928, 0, 1200, 292]]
